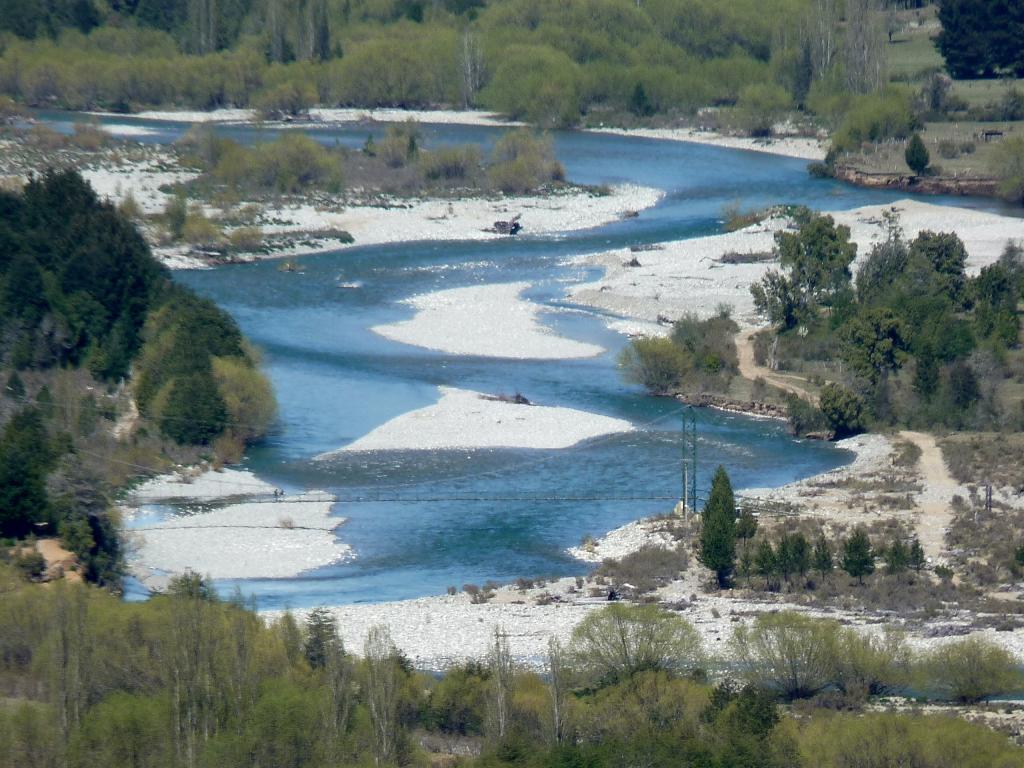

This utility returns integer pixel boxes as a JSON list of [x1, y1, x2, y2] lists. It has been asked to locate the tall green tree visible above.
[[812, 536, 833, 580], [842, 527, 874, 585], [937, 0, 1024, 79], [905, 133, 929, 174], [699, 466, 737, 589]]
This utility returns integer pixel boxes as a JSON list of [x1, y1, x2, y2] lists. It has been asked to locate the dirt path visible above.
[[734, 327, 819, 402], [36, 539, 82, 583], [899, 430, 960, 563]]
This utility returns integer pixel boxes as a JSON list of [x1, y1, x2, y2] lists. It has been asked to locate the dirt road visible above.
[[734, 327, 819, 402], [899, 430, 959, 562]]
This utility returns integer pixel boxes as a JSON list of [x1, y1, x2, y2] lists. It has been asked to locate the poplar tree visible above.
[[699, 466, 737, 589]]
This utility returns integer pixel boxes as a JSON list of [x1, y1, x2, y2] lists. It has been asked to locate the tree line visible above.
[[0, 170, 276, 583], [936, 0, 1024, 79], [699, 466, 926, 592], [0, 0, 895, 130], [0, 565, 1022, 768], [751, 209, 1024, 435], [623, 207, 1024, 439]]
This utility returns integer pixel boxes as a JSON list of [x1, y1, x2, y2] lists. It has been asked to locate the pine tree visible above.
[[736, 508, 758, 544], [905, 133, 930, 175], [812, 535, 833, 579], [304, 607, 341, 670], [698, 466, 737, 589], [885, 537, 909, 577], [842, 527, 875, 585], [629, 82, 653, 117], [908, 537, 926, 572], [754, 539, 777, 591]]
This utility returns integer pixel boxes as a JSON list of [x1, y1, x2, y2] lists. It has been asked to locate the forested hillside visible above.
[[0, 0, 896, 128], [0, 170, 275, 585]]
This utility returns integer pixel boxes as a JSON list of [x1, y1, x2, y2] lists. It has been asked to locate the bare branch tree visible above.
[[364, 625, 399, 765], [487, 627, 514, 742]]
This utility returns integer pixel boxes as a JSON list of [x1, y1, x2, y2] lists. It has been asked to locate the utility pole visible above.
[[680, 406, 697, 518]]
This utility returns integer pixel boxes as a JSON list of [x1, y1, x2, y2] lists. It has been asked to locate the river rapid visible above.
[[39, 111, 1012, 609]]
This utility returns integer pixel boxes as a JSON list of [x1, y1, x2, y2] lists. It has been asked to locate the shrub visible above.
[[785, 394, 828, 436], [14, 548, 45, 579], [377, 120, 421, 169], [181, 207, 222, 247], [483, 44, 582, 128], [595, 545, 687, 595], [732, 612, 840, 700], [798, 712, 1024, 768], [228, 226, 264, 252], [418, 146, 481, 182], [732, 82, 793, 136], [570, 604, 704, 684], [937, 139, 959, 159], [487, 129, 563, 194], [921, 638, 1023, 703], [818, 383, 865, 438], [990, 136, 1024, 204], [834, 629, 910, 699], [253, 80, 317, 118], [617, 337, 686, 394], [832, 89, 917, 153]]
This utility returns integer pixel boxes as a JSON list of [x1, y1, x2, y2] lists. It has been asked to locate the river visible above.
[[38, 111, 1012, 609]]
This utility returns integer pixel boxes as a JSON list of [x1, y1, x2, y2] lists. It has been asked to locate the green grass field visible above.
[[843, 120, 1020, 177], [886, 32, 943, 81]]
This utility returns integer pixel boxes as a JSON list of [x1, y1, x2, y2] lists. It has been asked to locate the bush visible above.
[[14, 548, 45, 579], [990, 136, 1024, 204], [570, 604, 704, 684], [377, 120, 421, 169], [483, 44, 582, 128], [211, 134, 343, 194], [227, 226, 264, 252], [832, 89, 917, 153], [732, 82, 793, 136], [818, 383, 864, 438], [798, 712, 1024, 768], [487, 129, 563, 194], [834, 629, 910, 700], [596, 545, 688, 595], [921, 638, 1023, 703], [418, 146, 481, 182], [253, 80, 317, 118], [732, 612, 840, 700], [785, 394, 828, 437], [617, 337, 686, 394]]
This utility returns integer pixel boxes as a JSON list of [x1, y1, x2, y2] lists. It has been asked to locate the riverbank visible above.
[[316, 386, 634, 455], [268, 559, 1024, 671], [90, 106, 827, 162], [567, 198, 1024, 328], [587, 125, 827, 161], [372, 282, 605, 360], [123, 468, 349, 588]]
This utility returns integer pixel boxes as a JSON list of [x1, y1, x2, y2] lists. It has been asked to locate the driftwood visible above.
[[488, 214, 522, 235], [480, 392, 532, 406], [718, 251, 775, 264]]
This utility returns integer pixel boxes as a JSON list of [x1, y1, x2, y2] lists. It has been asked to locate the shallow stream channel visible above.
[[39, 111, 1015, 609]]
